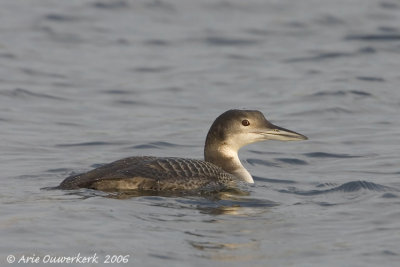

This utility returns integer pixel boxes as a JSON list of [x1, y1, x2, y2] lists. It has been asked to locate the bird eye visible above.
[[242, 119, 250, 126]]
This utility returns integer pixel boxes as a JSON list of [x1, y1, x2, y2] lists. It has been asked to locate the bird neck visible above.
[[204, 140, 254, 184]]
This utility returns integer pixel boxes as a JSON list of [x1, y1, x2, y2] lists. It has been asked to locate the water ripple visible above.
[[132, 66, 171, 73], [303, 152, 361, 158], [333, 181, 392, 192], [102, 89, 132, 95], [345, 34, 400, 41], [247, 157, 308, 167], [279, 181, 395, 196], [246, 158, 279, 167], [56, 141, 125, 147], [21, 68, 66, 79], [286, 46, 377, 63], [356, 76, 385, 82], [381, 193, 399, 198], [46, 168, 72, 173], [294, 107, 353, 116], [254, 176, 297, 184], [285, 52, 352, 63], [204, 36, 261, 46], [45, 14, 77, 22], [143, 39, 171, 46], [92, 0, 129, 9], [311, 90, 372, 97], [131, 141, 193, 149], [380, 2, 399, 9], [0, 88, 66, 100], [115, 100, 146, 105], [275, 158, 308, 165], [0, 53, 16, 59]]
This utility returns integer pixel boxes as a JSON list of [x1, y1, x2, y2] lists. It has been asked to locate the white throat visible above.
[[219, 146, 254, 184], [231, 165, 254, 183]]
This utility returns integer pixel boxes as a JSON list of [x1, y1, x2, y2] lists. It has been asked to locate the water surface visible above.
[[1, 0, 400, 266]]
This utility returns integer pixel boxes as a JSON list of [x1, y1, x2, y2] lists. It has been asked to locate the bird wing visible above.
[[58, 156, 235, 191]]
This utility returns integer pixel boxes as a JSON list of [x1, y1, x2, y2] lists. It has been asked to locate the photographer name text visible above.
[[6, 253, 129, 264]]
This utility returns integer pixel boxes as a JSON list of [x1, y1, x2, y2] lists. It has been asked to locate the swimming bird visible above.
[[58, 109, 307, 192]]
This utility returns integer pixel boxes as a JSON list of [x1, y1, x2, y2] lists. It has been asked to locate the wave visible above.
[[311, 90, 372, 97], [345, 34, 400, 41], [303, 152, 361, 158], [279, 180, 396, 196], [56, 141, 125, 147], [0, 88, 66, 100], [131, 141, 194, 149], [204, 36, 261, 46]]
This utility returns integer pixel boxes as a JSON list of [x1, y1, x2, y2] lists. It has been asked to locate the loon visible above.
[[58, 109, 307, 192]]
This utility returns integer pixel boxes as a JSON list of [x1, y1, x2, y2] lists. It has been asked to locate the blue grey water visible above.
[[1, 0, 400, 266]]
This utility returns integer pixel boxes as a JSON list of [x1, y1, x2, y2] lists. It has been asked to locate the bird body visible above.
[[58, 110, 307, 192], [59, 156, 236, 192]]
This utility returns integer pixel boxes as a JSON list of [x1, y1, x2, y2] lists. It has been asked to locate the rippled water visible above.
[[1, 0, 400, 266]]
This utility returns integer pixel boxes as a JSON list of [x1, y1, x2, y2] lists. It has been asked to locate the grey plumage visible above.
[[58, 156, 237, 192], [57, 109, 307, 192]]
